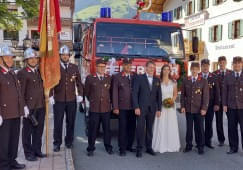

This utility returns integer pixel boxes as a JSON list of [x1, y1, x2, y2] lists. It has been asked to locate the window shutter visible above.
[[192, 0, 195, 14], [228, 22, 233, 39], [185, 4, 188, 16], [217, 25, 223, 41], [198, 0, 201, 11], [206, 0, 209, 8], [173, 9, 177, 20], [209, 27, 213, 42], [180, 6, 183, 18], [197, 28, 202, 41], [240, 20, 243, 37]]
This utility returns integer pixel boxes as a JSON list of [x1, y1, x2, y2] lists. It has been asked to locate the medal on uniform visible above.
[[70, 75, 76, 82], [195, 88, 202, 94], [240, 88, 243, 92], [104, 84, 107, 87]]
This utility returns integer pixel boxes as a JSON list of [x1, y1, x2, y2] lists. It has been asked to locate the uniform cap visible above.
[[59, 45, 70, 55], [0, 44, 15, 57], [24, 48, 38, 60]]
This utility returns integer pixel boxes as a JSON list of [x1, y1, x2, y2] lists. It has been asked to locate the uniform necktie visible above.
[[192, 77, 196, 83], [100, 76, 104, 81], [221, 71, 225, 79], [203, 74, 207, 79], [64, 63, 68, 71], [236, 73, 240, 80]]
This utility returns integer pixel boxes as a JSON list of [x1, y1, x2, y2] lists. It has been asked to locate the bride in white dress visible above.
[[152, 64, 181, 153]]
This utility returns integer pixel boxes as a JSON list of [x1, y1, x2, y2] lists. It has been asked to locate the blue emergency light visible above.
[[161, 11, 172, 22], [100, 8, 111, 18]]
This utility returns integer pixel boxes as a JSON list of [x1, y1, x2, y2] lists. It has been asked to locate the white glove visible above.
[[24, 106, 30, 118], [76, 96, 83, 103], [49, 96, 55, 105], [0, 115, 3, 126]]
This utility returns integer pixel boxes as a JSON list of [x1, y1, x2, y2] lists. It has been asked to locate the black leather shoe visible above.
[[53, 145, 60, 152], [11, 161, 26, 169], [136, 151, 142, 158], [119, 151, 126, 157], [227, 149, 237, 154], [106, 149, 114, 155], [198, 149, 204, 155], [183, 147, 192, 153], [146, 149, 156, 156], [87, 151, 94, 157], [35, 152, 47, 158], [66, 144, 73, 149], [218, 142, 224, 147], [206, 144, 214, 149], [26, 155, 38, 161], [127, 148, 136, 152]]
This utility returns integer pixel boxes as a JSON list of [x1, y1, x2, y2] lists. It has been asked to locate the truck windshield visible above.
[[96, 22, 185, 59]]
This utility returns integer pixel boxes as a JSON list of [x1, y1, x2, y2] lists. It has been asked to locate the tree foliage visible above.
[[0, 0, 39, 31]]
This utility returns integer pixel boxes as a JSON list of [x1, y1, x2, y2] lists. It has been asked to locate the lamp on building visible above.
[[11, 38, 18, 49], [23, 35, 32, 49]]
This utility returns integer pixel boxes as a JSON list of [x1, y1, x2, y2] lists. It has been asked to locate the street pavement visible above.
[[72, 111, 243, 170]]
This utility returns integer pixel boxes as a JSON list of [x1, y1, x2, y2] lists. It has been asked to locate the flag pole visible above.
[[45, 89, 50, 156]]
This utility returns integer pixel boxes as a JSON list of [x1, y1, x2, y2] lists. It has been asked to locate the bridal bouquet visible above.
[[162, 98, 175, 108]]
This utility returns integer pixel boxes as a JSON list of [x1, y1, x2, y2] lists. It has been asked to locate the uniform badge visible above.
[[70, 75, 76, 82], [208, 82, 214, 88], [195, 88, 202, 95]]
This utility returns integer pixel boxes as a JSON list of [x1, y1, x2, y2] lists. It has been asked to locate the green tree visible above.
[[0, 0, 39, 31]]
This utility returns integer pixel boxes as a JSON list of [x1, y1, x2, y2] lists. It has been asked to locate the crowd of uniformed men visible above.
[[0, 43, 242, 170]]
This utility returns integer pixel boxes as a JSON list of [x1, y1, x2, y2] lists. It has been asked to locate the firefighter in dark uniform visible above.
[[17, 48, 46, 161], [199, 59, 220, 149], [0, 44, 26, 170], [85, 59, 113, 156], [223, 56, 243, 154], [213, 56, 232, 146], [181, 62, 209, 155], [112, 58, 136, 156], [51, 45, 83, 152]]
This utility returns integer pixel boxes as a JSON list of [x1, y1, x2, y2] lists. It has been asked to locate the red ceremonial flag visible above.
[[38, 0, 61, 94], [38, 0, 61, 154]]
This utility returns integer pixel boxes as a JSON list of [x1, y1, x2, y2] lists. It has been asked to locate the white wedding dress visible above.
[[152, 81, 181, 153]]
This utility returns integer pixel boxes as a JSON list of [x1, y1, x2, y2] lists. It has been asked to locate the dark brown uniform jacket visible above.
[[213, 69, 232, 104], [180, 75, 209, 113], [17, 67, 45, 110], [199, 72, 220, 107], [52, 63, 83, 102], [112, 72, 136, 110], [222, 72, 243, 109], [0, 66, 24, 119], [85, 74, 111, 113]]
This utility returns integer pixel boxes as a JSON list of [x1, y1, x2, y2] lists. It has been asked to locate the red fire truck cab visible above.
[[81, 17, 187, 81]]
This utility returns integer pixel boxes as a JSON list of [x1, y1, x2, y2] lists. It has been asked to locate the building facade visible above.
[[163, 0, 243, 70], [0, 0, 75, 68]]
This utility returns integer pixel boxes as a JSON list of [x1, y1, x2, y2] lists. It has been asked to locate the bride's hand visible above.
[[156, 111, 161, 117]]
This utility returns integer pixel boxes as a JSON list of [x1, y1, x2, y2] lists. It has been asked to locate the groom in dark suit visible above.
[[132, 60, 162, 158]]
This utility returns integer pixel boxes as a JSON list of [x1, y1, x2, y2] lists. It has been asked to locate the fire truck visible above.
[[79, 17, 190, 80]]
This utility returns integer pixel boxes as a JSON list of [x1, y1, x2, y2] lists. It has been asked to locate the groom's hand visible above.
[[135, 108, 141, 116], [113, 109, 119, 115], [181, 108, 186, 114], [156, 111, 161, 117]]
